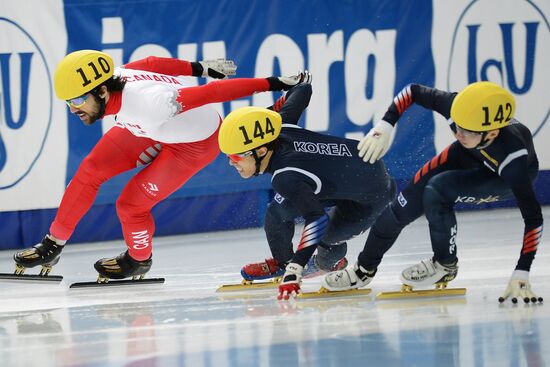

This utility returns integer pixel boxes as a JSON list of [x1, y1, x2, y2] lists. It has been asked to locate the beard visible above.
[[81, 94, 105, 125], [81, 112, 101, 125]]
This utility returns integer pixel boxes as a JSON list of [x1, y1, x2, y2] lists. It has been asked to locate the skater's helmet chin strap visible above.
[[475, 131, 491, 149], [251, 147, 274, 176]]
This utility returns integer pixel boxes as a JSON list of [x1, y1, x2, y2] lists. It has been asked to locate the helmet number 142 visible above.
[[482, 103, 513, 126]]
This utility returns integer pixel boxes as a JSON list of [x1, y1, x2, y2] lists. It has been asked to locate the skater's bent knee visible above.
[[374, 205, 406, 235], [316, 242, 347, 271], [423, 184, 451, 206], [75, 156, 109, 185]]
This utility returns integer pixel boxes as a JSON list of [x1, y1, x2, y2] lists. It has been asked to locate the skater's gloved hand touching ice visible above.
[[499, 270, 543, 304], [278, 263, 303, 300]]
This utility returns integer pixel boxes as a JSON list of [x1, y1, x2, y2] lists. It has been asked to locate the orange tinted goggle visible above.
[[227, 151, 253, 162]]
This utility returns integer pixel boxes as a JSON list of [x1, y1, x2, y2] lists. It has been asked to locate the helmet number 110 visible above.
[[75, 57, 112, 88]]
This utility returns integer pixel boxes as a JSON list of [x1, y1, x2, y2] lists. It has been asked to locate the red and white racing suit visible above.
[[50, 57, 270, 260]]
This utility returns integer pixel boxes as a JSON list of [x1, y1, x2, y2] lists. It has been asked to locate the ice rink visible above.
[[0, 207, 548, 367]]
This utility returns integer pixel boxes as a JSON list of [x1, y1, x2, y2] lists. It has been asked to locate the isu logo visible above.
[[0, 18, 52, 189], [447, 0, 549, 137]]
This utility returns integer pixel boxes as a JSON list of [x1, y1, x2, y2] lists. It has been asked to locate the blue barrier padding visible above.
[[0, 211, 23, 251], [1, 171, 548, 251], [1, 190, 270, 250]]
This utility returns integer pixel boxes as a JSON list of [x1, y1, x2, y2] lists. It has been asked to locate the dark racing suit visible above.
[[264, 84, 396, 269], [357, 84, 543, 273]]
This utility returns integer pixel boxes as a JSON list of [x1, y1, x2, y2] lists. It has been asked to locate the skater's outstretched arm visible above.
[[380, 84, 455, 125], [176, 72, 307, 113], [124, 56, 236, 79], [358, 84, 456, 163]]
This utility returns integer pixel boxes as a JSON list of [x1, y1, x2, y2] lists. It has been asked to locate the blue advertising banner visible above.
[[62, 0, 435, 202], [0, 0, 548, 249]]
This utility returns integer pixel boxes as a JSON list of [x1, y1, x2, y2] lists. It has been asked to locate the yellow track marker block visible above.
[[216, 277, 281, 292], [376, 283, 466, 300], [297, 287, 372, 299]]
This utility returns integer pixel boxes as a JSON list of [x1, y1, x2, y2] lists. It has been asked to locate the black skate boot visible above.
[[94, 251, 152, 283], [13, 236, 64, 276]]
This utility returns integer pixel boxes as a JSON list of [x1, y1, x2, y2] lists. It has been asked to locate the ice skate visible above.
[[297, 263, 375, 299], [322, 262, 376, 291], [302, 255, 348, 279], [70, 251, 164, 289], [0, 236, 64, 283], [377, 258, 466, 300], [216, 258, 284, 292], [241, 257, 285, 281], [94, 250, 152, 282], [400, 258, 458, 287]]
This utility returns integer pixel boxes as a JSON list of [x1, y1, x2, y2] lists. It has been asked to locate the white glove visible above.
[[357, 120, 394, 164], [277, 263, 303, 300], [279, 70, 312, 87], [499, 270, 543, 304], [199, 59, 237, 79], [269, 70, 312, 91]]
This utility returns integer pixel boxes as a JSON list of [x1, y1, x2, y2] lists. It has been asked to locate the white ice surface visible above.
[[0, 207, 548, 367]]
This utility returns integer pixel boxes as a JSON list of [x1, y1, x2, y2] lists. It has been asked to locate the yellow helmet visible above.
[[219, 107, 282, 154], [450, 81, 515, 132], [54, 50, 114, 100]]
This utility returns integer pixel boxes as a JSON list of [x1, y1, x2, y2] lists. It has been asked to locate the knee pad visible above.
[[316, 242, 347, 271]]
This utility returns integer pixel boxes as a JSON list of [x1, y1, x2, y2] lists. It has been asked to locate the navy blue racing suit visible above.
[[263, 84, 396, 269], [358, 84, 542, 272]]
